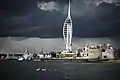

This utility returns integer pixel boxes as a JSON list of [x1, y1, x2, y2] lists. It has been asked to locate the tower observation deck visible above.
[[63, 0, 73, 52]]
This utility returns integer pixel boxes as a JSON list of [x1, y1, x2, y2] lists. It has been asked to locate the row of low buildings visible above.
[[60, 43, 117, 61], [1, 43, 120, 61], [19, 43, 120, 61]]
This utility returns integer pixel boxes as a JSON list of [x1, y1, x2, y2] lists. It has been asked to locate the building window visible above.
[[104, 56, 107, 58], [102, 49, 106, 52]]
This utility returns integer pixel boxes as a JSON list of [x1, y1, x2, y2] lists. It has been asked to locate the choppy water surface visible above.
[[0, 60, 120, 80]]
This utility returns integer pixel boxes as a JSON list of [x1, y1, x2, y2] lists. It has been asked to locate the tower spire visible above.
[[68, 0, 71, 18], [63, 0, 73, 52]]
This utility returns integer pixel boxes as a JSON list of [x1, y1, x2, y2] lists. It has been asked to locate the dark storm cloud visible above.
[[0, 0, 37, 17], [0, 0, 120, 38], [0, 0, 120, 52]]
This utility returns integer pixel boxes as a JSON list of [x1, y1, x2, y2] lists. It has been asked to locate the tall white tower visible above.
[[63, 0, 73, 52]]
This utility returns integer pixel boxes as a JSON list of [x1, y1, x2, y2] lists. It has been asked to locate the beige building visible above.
[[77, 45, 101, 60], [60, 50, 76, 59], [101, 46, 115, 60], [76, 43, 115, 60]]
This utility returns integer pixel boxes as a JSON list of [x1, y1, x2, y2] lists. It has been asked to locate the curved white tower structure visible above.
[[63, 0, 73, 52]]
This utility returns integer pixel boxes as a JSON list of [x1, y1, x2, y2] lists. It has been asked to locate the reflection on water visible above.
[[0, 60, 120, 80]]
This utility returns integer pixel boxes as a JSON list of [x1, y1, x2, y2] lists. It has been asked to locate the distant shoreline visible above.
[[1, 59, 120, 64]]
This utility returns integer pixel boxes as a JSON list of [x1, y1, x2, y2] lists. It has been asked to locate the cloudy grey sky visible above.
[[0, 37, 120, 53], [0, 0, 120, 38], [0, 0, 120, 52]]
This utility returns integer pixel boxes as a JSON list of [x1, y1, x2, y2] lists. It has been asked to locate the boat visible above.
[[18, 56, 24, 61], [0, 56, 6, 60], [33, 59, 41, 62], [5, 53, 18, 60]]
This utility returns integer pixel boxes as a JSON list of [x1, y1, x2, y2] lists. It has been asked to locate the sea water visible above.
[[0, 60, 120, 80]]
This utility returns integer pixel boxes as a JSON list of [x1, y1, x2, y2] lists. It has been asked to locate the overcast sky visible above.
[[0, 0, 120, 52], [0, 37, 120, 52], [0, 0, 120, 38]]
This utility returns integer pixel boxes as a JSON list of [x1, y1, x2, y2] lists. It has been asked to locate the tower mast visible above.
[[63, 0, 73, 52], [68, 0, 71, 18]]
